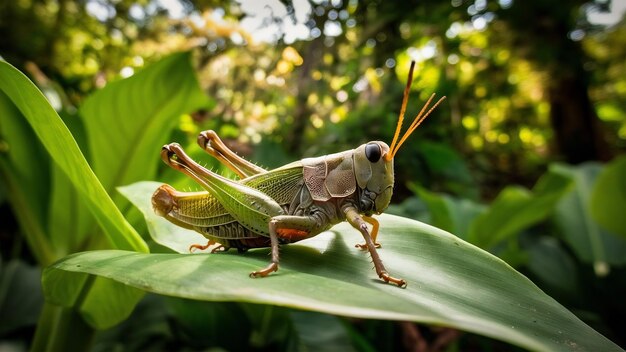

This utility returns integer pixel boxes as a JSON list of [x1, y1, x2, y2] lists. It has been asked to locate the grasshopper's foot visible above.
[[249, 262, 278, 278], [380, 272, 407, 288], [355, 242, 381, 250], [189, 240, 216, 253]]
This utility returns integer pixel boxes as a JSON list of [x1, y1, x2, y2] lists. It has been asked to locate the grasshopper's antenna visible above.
[[386, 61, 415, 161], [386, 61, 446, 161], [391, 93, 446, 157]]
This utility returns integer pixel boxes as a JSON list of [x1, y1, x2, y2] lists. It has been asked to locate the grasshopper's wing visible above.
[[156, 162, 304, 237], [243, 162, 304, 205]]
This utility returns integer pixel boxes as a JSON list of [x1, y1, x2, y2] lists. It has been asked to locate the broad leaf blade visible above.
[[42, 268, 144, 329], [43, 222, 620, 351], [590, 155, 626, 239], [48, 164, 93, 254], [411, 184, 485, 240], [0, 60, 148, 254], [469, 168, 572, 248], [553, 163, 626, 275], [45, 181, 621, 351], [80, 52, 213, 194], [118, 181, 206, 253], [0, 91, 54, 264]]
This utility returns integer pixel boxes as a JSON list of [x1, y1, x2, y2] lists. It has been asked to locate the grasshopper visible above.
[[152, 62, 445, 287]]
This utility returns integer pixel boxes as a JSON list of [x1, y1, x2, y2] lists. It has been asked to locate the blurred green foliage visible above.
[[1, 0, 626, 351]]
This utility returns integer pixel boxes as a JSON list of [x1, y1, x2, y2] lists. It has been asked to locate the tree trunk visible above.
[[287, 37, 323, 154], [502, 0, 611, 163], [548, 65, 610, 163]]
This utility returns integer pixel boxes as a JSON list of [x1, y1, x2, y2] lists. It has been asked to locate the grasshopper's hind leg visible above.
[[197, 130, 267, 178], [162, 143, 287, 278]]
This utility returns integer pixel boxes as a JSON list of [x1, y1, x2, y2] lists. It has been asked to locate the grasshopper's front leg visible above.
[[355, 216, 381, 250], [344, 207, 406, 287], [197, 130, 267, 178]]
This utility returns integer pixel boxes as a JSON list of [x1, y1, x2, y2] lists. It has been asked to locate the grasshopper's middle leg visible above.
[[250, 215, 320, 278], [197, 130, 267, 178]]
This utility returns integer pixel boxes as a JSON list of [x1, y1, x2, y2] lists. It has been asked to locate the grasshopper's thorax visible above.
[[353, 141, 394, 215]]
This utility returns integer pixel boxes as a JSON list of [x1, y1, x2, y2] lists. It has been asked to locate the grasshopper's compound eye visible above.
[[365, 143, 382, 163]]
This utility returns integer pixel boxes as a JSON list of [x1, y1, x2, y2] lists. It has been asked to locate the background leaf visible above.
[[0, 60, 148, 254], [0, 91, 54, 264], [410, 184, 485, 240], [468, 168, 573, 248], [590, 155, 626, 239], [80, 52, 214, 197], [552, 163, 626, 276], [118, 182, 206, 253], [43, 181, 622, 352], [0, 260, 44, 335]]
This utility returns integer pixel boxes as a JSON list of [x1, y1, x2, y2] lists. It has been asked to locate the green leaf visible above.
[[43, 182, 621, 351], [525, 237, 579, 296], [165, 299, 254, 350], [0, 60, 148, 254], [552, 163, 626, 275], [590, 155, 626, 239], [42, 268, 144, 329], [0, 91, 55, 264], [118, 181, 206, 253], [290, 311, 354, 351], [410, 184, 485, 240], [48, 164, 93, 254], [80, 52, 213, 195], [0, 260, 44, 335], [468, 167, 572, 248]]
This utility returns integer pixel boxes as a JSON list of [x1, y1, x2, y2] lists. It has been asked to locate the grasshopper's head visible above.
[[354, 61, 446, 215], [354, 141, 394, 215]]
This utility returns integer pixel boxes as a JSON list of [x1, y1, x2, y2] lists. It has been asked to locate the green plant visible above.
[[0, 52, 212, 349], [1, 55, 623, 351]]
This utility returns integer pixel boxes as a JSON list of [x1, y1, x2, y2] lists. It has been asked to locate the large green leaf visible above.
[[0, 91, 54, 264], [43, 181, 621, 351], [468, 168, 573, 249], [0, 60, 148, 335], [590, 155, 626, 239], [80, 52, 213, 195], [410, 184, 485, 240], [0, 60, 148, 254], [553, 163, 626, 276], [119, 181, 206, 253]]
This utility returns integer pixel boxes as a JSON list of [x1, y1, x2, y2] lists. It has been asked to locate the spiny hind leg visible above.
[[197, 130, 266, 178], [355, 216, 382, 250]]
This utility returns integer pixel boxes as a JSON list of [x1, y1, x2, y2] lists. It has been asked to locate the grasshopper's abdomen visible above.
[[201, 222, 273, 251], [153, 184, 235, 229]]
